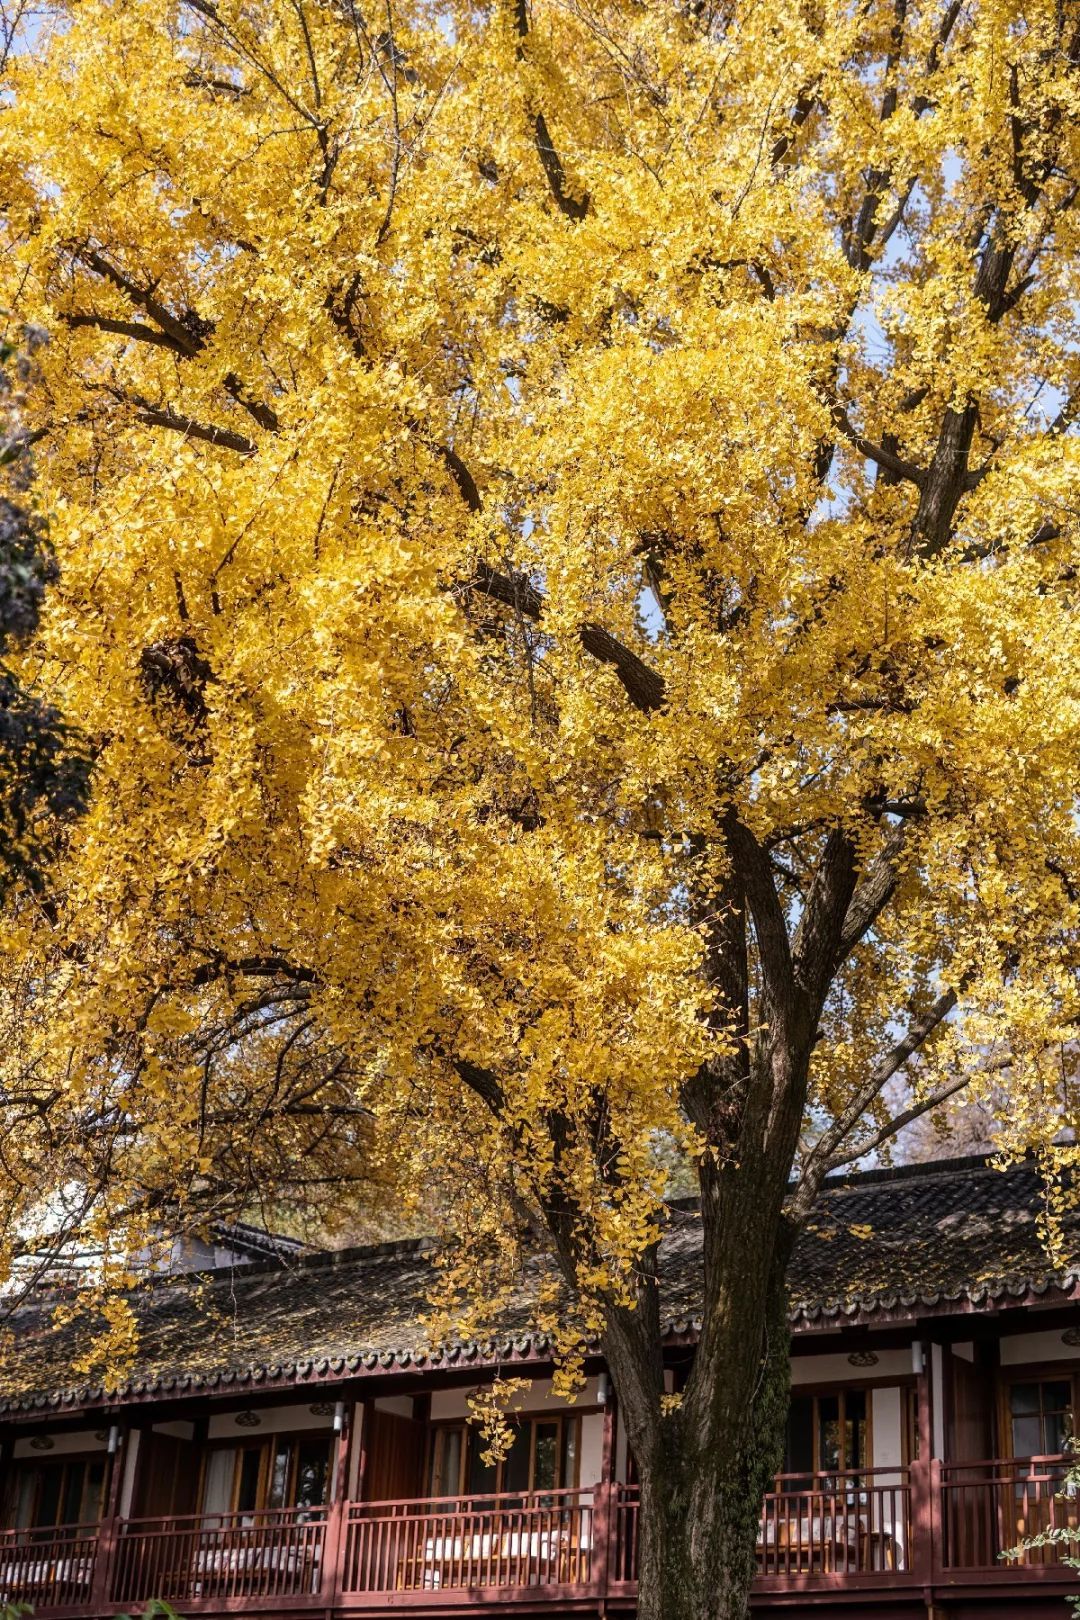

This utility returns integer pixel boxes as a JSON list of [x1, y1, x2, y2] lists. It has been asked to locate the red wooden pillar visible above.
[[91, 1421, 128, 1613], [593, 1376, 617, 1597], [0, 1430, 10, 1528], [324, 1398, 355, 1610]]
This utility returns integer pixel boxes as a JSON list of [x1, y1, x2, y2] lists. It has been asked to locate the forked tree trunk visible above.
[[631, 1259, 792, 1620]]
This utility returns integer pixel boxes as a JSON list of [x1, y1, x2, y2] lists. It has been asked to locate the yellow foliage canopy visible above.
[[0, 0, 1078, 1376]]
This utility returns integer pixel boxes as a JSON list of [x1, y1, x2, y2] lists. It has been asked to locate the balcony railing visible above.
[[939, 1455, 1080, 1574], [0, 1524, 99, 1609], [113, 1507, 328, 1605], [610, 1468, 913, 1587], [758, 1467, 913, 1577], [7, 1458, 1080, 1611], [342, 1488, 595, 1596]]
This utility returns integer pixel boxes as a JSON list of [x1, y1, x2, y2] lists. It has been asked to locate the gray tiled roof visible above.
[[2, 1156, 1077, 1415]]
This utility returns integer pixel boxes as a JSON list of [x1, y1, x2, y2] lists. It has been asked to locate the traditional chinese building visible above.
[[2, 1154, 1079, 1620]]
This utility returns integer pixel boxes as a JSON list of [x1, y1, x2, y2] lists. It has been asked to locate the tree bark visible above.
[[630, 1242, 792, 1620]]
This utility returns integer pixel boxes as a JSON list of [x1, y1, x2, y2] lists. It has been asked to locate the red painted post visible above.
[[324, 1398, 355, 1611], [593, 1381, 617, 1599], [929, 1458, 944, 1584], [908, 1457, 932, 1584], [91, 1423, 128, 1613]]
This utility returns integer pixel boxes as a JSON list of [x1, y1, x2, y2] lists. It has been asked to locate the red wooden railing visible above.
[[0, 1524, 99, 1609], [342, 1489, 595, 1595], [758, 1468, 912, 1577], [611, 1469, 913, 1585], [611, 1483, 638, 1585], [112, 1507, 328, 1604], [8, 1457, 1080, 1611], [939, 1455, 1080, 1573]]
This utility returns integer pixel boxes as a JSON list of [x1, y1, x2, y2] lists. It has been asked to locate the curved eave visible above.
[[4, 1271, 1079, 1419]]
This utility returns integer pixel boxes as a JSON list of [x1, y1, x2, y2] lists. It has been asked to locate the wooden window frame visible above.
[[9, 1452, 107, 1531], [425, 1412, 584, 1498], [196, 1429, 334, 1515], [785, 1386, 876, 1478], [998, 1366, 1079, 1461]]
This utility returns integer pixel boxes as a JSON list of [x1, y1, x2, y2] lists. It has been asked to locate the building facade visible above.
[[2, 1156, 1080, 1620]]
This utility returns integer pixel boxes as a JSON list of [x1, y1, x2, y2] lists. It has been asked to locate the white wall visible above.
[[13, 1429, 106, 1459], [429, 1377, 599, 1421], [790, 1347, 914, 1384], [579, 1412, 604, 1488], [931, 1344, 945, 1459], [372, 1394, 415, 1419], [1001, 1329, 1080, 1366], [207, 1401, 335, 1440]]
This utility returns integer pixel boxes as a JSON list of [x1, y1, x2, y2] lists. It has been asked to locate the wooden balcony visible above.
[[0, 1523, 99, 1611], [341, 1488, 596, 1601], [938, 1454, 1080, 1577], [113, 1507, 329, 1607], [3, 1461, 1079, 1615]]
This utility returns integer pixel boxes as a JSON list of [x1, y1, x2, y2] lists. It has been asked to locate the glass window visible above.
[[10, 1459, 106, 1535], [845, 1390, 867, 1471], [466, 1437, 498, 1498], [782, 1390, 869, 1488], [818, 1394, 841, 1475], [429, 1427, 463, 1498], [1010, 1379, 1073, 1458], [293, 1439, 330, 1507], [35, 1466, 63, 1530], [785, 1395, 814, 1488], [268, 1441, 291, 1509], [502, 1423, 531, 1496], [236, 1447, 262, 1513], [430, 1416, 581, 1500]]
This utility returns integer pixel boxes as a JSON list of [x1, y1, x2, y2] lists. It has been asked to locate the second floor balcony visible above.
[[2, 1456, 1078, 1615]]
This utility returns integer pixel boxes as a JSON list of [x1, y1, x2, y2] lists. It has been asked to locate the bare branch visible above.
[[791, 985, 958, 1216]]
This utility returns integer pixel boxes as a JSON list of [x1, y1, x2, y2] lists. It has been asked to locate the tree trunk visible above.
[[632, 1259, 792, 1620]]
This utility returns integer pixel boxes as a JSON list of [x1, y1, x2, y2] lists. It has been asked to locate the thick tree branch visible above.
[[792, 829, 857, 1002], [132, 403, 257, 455], [512, 0, 589, 221], [578, 622, 665, 712], [835, 824, 907, 966], [723, 813, 794, 1008], [445, 457, 667, 712]]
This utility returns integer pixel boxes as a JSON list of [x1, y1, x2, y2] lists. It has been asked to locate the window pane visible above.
[[34, 1465, 62, 1530], [13, 1471, 35, 1530], [236, 1447, 262, 1512], [1044, 1412, 1071, 1456], [818, 1396, 841, 1475], [1012, 1415, 1042, 1458], [560, 1419, 578, 1489], [61, 1463, 85, 1527], [1044, 1382, 1072, 1413], [502, 1423, 531, 1495], [432, 1429, 463, 1497], [1010, 1384, 1040, 1416], [466, 1436, 497, 1498], [78, 1461, 106, 1524], [785, 1396, 814, 1487], [294, 1440, 330, 1507], [268, 1441, 290, 1509], [846, 1390, 867, 1472], [534, 1423, 559, 1491], [202, 1449, 235, 1517]]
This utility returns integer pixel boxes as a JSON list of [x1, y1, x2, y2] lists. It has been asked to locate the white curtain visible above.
[[201, 1449, 235, 1521]]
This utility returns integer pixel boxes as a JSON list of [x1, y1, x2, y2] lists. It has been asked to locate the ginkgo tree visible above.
[[2, 0, 1080, 1613]]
